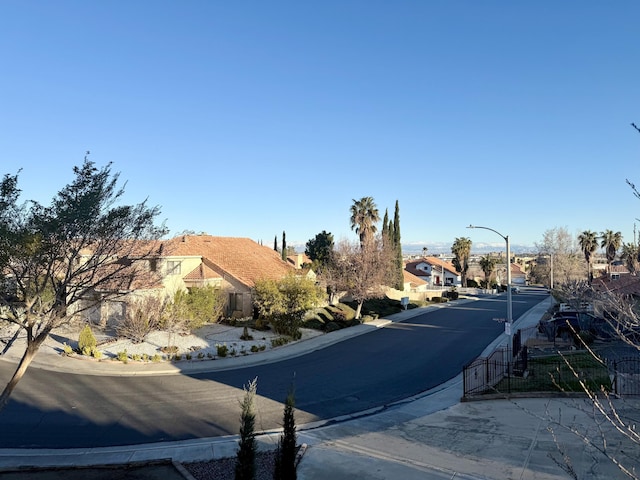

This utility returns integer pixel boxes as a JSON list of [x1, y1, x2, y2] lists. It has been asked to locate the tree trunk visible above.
[[0, 338, 43, 412], [355, 301, 363, 320]]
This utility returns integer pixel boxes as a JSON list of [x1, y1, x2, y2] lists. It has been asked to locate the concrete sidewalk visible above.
[[3, 293, 635, 479]]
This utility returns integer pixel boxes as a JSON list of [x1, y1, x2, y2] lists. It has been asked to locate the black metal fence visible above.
[[462, 323, 640, 398], [610, 357, 640, 396], [463, 351, 640, 398]]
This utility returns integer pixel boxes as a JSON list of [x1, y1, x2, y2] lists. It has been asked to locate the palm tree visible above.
[[620, 242, 639, 275], [577, 230, 599, 282], [600, 230, 623, 274], [478, 255, 497, 289], [350, 197, 380, 247], [451, 237, 472, 287]]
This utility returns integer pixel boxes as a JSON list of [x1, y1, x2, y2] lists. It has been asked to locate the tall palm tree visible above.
[[349, 197, 380, 247], [451, 237, 472, 287], [478, 255, 497, 289], [600, 230, 623, 274], [620, 242, 639, 275], [577, 230, 599, 282]]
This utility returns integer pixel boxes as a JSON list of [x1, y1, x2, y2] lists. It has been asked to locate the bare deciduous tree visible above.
[[548, 281, 640, 478], [532, 227, 585, 286], [321, 236, 394, 319], [116, 295, 166, 344]]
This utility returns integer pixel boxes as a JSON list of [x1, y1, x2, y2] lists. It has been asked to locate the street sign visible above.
[[505, 322, 512, 335]]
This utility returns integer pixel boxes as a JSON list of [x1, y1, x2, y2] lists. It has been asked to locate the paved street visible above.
[[3, 290, 635, 479], [0, 291, 548, 449]]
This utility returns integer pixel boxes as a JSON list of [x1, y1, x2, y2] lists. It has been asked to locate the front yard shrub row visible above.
[[306, 296, 432, 332], [271, 336, 291, 348]]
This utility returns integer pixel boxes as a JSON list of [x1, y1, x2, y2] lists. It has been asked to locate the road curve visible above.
[[0, 290, 549, 448]]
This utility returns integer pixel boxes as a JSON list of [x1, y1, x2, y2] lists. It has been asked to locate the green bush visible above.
[[344, 318, 361, 327], [316, 309, 334, 323], [329, 308, 346, 322], [62, 343, 74, 356], [117, 350, 128, 363], [325, 322, 341, 333], [466, 279, 479, 288], [432, 296, 449, 303], [253, 274, 325, 338], [343, 297, 403, 318], [78, 325, 97, 355], [152, 354, 162, 363], [216, 344, 229, 357], [92, 349, 102, 360], [253, 318, 270, 331], [327, 304, 354, 322], [303, 316, 325, 331], [167, 285, 227, 332], [271, 337, 291, 348]]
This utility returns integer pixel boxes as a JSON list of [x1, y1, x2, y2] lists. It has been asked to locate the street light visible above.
[[467, 225, 512, 325]]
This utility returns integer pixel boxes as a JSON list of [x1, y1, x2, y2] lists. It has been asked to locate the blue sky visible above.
[[2, 1, 639, 253]]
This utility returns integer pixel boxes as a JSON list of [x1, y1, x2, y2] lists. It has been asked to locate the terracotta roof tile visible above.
[[422, 256, 458, 275], [592, 274, 640, 296], [183, 262, 222, 281], [403, 270, 427, 287], [161, 235, 294, 287], [610, 264, 631, 274], [404, 260, 431, 277]]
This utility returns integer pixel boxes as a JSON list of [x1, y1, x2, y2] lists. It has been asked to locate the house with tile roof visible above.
[[402, 270, 428, 293], [592, 272, 640, 298], [404, 256, 460, 288], [159, 235, 301, 318], [287, 253, 312, 269], [75, 235, 313, 326]]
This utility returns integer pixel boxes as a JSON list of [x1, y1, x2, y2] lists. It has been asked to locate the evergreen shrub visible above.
[[78, 325, 97, 355]]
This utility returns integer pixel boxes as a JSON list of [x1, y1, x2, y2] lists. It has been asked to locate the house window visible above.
[[149, 258, 158, 272], [611, 273, 620, 280], [166, 261, 181, 275], [229, 293, 243, 312]]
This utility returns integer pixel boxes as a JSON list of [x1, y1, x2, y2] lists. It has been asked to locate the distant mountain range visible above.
[[289, 241, 537, 255], [401, 242, 538, 255]]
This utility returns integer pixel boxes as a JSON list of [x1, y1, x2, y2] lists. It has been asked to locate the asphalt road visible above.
[[0, 290, 549, 449]]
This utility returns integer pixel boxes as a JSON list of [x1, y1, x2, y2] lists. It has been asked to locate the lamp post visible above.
[[467, 225, 512, 325]]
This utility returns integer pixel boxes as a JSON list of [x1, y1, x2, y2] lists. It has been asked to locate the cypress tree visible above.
[[274, 384, 297, 480], [381, 209, 389, 249], [236, 377, 258, 480], [274, 235, 278, 252], [393, 200, 404, 291], [282, 231, 287, 261]]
